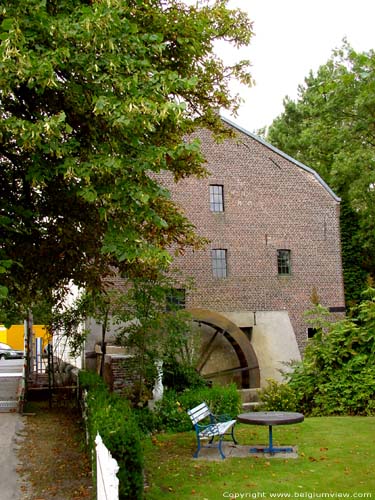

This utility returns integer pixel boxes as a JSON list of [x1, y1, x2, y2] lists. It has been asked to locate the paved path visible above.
[[0, 359, 23, 412], [0, 412, 25, 499]]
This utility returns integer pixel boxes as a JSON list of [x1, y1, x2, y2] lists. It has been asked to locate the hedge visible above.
[[79, 370, 144, 499]]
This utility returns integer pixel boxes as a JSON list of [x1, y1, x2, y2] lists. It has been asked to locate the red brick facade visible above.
[[162, 118, 346, 352]]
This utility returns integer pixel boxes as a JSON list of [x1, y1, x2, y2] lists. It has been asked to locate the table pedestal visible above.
[[249, 425, 293, 454], [237, 411, 304, 455]]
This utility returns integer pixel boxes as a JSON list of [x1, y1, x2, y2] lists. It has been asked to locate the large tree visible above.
[[0, 0, 253, 321], [266, 41, 375, 305]]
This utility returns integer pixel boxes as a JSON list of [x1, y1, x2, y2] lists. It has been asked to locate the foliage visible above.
[[0, 0, 253, 321], [266, 41, 375, 303], [79, 370, 144, 499], [339, 198, 369, 307], [286, 288, 375, 416], [112, 272, 197, 406], [53, 271, 203, 404], [48, 290, 94, 357], [257, 379, 298, 412], [153, 384, 241, 432], [162, 357, 207, 392]]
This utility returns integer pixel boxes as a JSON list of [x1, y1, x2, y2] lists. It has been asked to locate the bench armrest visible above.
[[212, 413, 234, 423]]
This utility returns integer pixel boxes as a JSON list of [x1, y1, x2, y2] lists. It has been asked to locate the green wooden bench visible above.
[[187, 402, 237, 459]]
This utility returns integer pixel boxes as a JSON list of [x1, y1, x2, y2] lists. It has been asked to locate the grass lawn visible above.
[[143, 417, 375, 499]]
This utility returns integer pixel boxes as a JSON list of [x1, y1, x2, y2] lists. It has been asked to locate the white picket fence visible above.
[[95, 433, 119, 500]]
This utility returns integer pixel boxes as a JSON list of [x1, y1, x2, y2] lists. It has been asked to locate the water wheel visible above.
[[187, 309, 260, 389]]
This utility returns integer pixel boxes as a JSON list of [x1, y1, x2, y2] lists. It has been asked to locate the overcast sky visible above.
[[218, 0, 375, 133]]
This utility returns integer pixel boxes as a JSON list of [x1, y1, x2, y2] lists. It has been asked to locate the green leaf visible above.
[[1, 18, 14, 31], [0, 0, 252, 319]]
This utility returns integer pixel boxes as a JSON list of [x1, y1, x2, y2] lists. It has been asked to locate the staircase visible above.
[[0, 375, 22, 413]]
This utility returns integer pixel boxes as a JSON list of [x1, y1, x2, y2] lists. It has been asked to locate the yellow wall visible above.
[[0, 325, 50, 350], [0, 325, 7, 344]]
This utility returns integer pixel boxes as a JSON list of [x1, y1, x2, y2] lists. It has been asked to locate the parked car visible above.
[[0, 342, 24, 360]]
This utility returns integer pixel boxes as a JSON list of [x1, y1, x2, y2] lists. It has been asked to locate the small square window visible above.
[[210, 185, 224, 212], [211, 248, 227, 278], [277, 249, 291, 275], [307, 327, 318, 339], [166, 289, 186, 311]]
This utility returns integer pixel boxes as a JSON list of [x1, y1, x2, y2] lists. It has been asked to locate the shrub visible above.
[[79, 371, 144, 499], [132, 406, 158, 436], [162, 358, 207, 392], [258, 379, 298, 412], [154, 384, 241, 432], [287, 288, 375, 416]]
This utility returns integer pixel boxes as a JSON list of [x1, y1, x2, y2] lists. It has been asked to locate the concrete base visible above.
[[252, 311, 301, 386], [193, 442, 299, 460], [221, 310, 301, 387]]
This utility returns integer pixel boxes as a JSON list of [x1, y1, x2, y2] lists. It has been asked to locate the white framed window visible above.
[[209, 184, 224, 212], [211, 249, 227, 278], [166, 288, 186, 311], [277, 249, 291, 275]]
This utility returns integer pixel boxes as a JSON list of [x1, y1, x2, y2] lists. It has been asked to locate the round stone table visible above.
[[237, 411, 304, 454]]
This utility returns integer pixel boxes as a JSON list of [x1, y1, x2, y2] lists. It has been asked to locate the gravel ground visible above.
[[17, 399, 94, 500]]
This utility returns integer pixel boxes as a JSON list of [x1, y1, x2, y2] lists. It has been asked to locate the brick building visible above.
[[160, 117, 346, 389], [81, 117, 345, 394]]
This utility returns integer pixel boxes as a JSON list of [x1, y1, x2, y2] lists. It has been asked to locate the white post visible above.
[[148, 359, 164, 410], [152, 359, 164, 402], [95, 433, 119, 500]]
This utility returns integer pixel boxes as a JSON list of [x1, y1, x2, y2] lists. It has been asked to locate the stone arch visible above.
[[187, 308, 260, 389]]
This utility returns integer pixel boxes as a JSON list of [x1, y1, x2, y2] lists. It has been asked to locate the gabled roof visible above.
[[222, 116, 341, 202]]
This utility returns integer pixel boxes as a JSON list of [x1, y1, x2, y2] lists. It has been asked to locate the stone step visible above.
[[238, 388, 260, 403], [0, 400, 18, 412], [241, 401, 261, 411]]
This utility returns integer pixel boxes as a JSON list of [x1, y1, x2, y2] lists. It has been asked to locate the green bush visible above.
[[162, 358, 207, 392], [154, 384, 241, 432], [132, 406, 158, 436], [79, 371, 144, 499], [287, 288, 375, 416], [258, 379, 298, 412]]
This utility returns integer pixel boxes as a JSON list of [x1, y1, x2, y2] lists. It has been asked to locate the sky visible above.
[[218, 0, 375, 133]]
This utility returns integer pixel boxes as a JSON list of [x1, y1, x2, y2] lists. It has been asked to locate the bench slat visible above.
[[187, 402, 211, 424], [199, 420, 236, 438], [187, 402, 238, 458]]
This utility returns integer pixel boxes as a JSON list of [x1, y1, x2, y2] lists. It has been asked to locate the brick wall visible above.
[[161, 121, 345, 352], [103, 355, 140, 396]]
